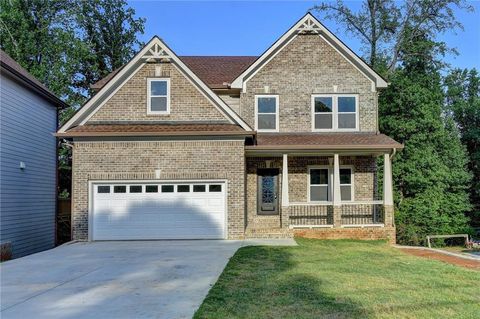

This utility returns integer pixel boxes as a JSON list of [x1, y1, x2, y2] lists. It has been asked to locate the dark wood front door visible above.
[[257, 168, 279, 215]]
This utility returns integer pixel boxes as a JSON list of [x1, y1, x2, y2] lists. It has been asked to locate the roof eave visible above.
[[1, 62, 68, 109]]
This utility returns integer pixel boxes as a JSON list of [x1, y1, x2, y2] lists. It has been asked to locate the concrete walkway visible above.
[[0, 239, 296, 319]]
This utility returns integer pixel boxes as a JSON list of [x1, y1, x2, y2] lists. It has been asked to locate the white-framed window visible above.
[[308, 167, 330, 202], [308, 166, 354, 202], [147, 78, 170, 114], [339, 168, 353, 201], [311, 94, 358, 131], [255, 95, 279, 132]]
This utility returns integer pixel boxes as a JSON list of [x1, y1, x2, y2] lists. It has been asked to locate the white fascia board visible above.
[[59, 36, 252, 133], [231, 13, 387, 90]]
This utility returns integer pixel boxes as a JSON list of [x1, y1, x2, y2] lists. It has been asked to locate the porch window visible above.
[[309, 168, 330, 201], [147, 78, 170, 114], [340, 168, 353, 201], [312, 95, 358, 131], [308, 167, 354, 202], [255, 95, 278, 131]]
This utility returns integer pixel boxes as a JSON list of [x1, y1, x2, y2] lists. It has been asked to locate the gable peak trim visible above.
[[59, 36, 252, 133]]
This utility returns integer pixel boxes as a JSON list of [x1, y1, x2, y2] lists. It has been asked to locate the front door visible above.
[[257, 168, 279, 215]]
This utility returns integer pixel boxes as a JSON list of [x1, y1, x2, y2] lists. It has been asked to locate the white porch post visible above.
[[282, 153, 289, 207], [383, 153, 393, 206], [333, 153, 341, 206]]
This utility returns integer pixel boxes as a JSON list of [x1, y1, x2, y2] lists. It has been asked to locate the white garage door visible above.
[[91, 181, 226, 240]]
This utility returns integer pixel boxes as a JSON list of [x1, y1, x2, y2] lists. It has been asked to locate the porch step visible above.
[[248, 215, 281, 229], [245, 227, 294, 239]]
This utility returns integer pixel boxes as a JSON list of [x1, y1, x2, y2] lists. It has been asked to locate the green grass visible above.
[[194, 238, 480, 319]]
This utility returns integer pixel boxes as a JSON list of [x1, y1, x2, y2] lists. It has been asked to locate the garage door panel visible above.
[[92, 182, 226, 240]]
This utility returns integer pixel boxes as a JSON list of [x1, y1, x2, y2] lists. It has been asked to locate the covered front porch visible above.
[[244, 133, 401, 242]]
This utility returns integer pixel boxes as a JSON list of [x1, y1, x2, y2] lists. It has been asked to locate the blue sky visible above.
[[129, 1, 480, 70]]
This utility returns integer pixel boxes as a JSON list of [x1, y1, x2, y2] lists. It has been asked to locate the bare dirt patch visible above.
[[400, 248, 480, 270]]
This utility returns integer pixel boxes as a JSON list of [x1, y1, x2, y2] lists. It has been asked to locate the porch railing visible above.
[[288, 204, 334, 227], [341, 202, 384, 226]]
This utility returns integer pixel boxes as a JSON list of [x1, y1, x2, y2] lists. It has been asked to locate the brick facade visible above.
[[239, 34, 377, 132], [89, 62, 229, 123], [72, 139, 245, 240]]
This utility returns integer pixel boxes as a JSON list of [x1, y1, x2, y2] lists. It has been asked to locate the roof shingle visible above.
[[56, 123, 250, 137], [249, 133, 403, 150], [90, 56, 258, 90]]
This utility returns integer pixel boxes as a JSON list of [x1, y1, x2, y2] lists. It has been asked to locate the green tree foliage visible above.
[[0, 0, 86, 106], [312, 0, 472, 72], [74, 0, 145, 97], [445, 69, 480, 226], [379, 35, 472, 245], [0, 0, 145, 197]]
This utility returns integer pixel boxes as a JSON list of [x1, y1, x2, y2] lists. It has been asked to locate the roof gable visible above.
[[231, 13, 388, 90], [59, 37, 252, 133]]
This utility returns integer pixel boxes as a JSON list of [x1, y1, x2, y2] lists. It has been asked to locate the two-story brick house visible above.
[[57, 13, 402, 243]]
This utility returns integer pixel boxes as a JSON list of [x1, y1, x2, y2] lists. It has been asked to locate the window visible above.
[[308, 167, 354, 202], [161, 185, 174, 193], [340, 168, 353, 201], [145, 185, 158, 193], [147, 78, 170, 114], [97, 186, 110, 193], [312, 95, 358, 131], [209, 184, 222, 192], [309, 168, 330, 201], [255, 95, 278, 131], [193, 185, 206, 192], [313, 97, 333, 130], [177, 185, 190, 192], [129, 185, 142, 193], [113, 186, 127, 193]]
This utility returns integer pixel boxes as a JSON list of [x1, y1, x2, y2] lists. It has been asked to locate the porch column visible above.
[[281, 153, 289, 207], [281, 154, 290, 228], [383, 153, 394, 227], [383, 153, 393, 206], [333, 153, 342, 227]]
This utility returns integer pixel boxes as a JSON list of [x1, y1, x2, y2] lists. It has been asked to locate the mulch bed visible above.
[[400, 248, 480, 270]]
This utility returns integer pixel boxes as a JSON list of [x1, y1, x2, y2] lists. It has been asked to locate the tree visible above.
[[0, 0, 87, 106], [379, 34, 472, 245], [445, 69, 480, 227], [312, 0, 472, 72], [74, 0, 145, 96], [0, 0, 145, 198]]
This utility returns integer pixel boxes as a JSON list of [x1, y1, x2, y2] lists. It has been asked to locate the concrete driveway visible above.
[[0, 240, 294, 319]]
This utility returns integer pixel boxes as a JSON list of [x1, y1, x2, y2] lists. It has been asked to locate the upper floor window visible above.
[[312, 95, 358, 131], [255, 95, 278, 132], [147, 78, 170, 114]]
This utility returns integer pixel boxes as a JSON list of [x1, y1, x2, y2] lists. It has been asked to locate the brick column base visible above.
[[384, 205, 394, 227], [281, 206, 290, 228], [333, 206, 342, 227]]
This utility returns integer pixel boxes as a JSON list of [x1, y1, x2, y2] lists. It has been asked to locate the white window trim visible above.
[[311, 94, 359, 132], [339, 166, 355, 202], [255, 95, 279, 132], [307, 165, 354, 203], [307, 166, 332, 204], [147, 78, 170, 115]]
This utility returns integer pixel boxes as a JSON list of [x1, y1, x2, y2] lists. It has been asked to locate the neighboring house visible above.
[[0, 50, 67, 259], [57, 13, 402, 243]]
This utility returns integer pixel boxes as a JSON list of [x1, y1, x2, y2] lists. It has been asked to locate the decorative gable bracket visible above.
[[297, 17, 322, 34], [142, 43, 170, 62]]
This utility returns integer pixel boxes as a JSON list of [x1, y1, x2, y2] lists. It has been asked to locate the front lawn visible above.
[[194, 238, 479, 319]]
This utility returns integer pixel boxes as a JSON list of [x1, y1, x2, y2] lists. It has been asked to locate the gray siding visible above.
[[0, 73, 57, 258]]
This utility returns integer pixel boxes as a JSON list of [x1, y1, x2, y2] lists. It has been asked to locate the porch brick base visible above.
[[294, 227, 396, 244]]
